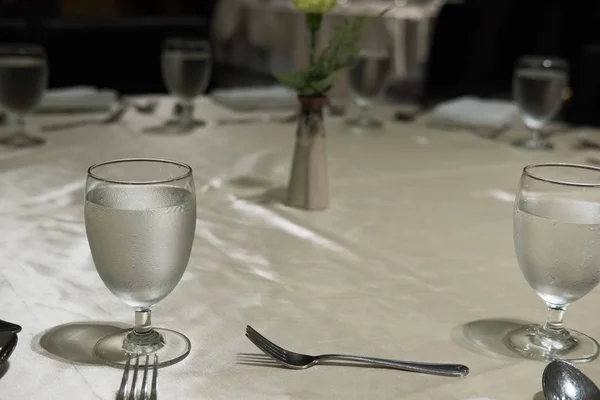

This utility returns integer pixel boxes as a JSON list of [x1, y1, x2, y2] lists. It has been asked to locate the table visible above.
[[0, 96, 599, 399]]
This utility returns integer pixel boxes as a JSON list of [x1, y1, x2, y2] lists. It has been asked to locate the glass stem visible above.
[[16, 116, 26, 136], [532, 129, 542, 143], [543, 305, 566, 333], [133, 308, 153, 336], [180, 101, 193, 127], [359, 105, 371, 122]]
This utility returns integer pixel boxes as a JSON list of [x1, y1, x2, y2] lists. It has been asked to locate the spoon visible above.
[[542, 360, 600, 400], [0, 319, 21, 334], [0, 331, 17, 367]]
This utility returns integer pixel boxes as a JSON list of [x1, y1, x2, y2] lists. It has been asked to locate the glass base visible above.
[[94, 327, 191, 368], [512, 137, 553, 150], [345, 115, 384, 132], [507, 324, 599, 363], [0, 132, 45, 148]]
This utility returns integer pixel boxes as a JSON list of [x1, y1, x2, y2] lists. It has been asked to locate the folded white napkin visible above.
[[37, 86, 118, 113], [428, 96, 519, 137], [212, 85, 297, 111]]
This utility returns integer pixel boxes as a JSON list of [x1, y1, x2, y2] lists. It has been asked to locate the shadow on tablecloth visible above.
[[451, 318, 534, 360], [31, 321, 129, 366]]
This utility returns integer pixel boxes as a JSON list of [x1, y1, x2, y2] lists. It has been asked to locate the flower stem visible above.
[[306, 13, 323, 65]]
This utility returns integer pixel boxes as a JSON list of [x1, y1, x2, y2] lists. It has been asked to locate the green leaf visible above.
[[273, 71, 307, 92]]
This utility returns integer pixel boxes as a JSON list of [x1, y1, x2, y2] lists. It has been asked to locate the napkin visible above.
[[428, 96, 519, 137], [37, 86, 118, 113], [212, 85, 298, 111]]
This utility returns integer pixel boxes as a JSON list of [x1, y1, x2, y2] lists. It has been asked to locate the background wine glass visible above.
[[507, 163, 600, 363], [160, 38, 212, 134], [85, 158, 196, 368], [346, 49, 392, 132], [512, 56, 568, 150], [0, 44, 47, 148]]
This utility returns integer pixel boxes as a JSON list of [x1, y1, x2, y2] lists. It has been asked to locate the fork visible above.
[[245, 325, 469, 377], [116, 354, 158, 400]]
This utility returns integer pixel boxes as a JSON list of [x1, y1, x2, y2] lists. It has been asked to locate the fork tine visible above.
[[246, 326, 287, 359], [128, 355, 140, 400], [116, 354, 132, 400], [245, 332, 286, 363], [140, 355, 150, 400], [150, 354, 158, 400], [246, 326, 287, 354]]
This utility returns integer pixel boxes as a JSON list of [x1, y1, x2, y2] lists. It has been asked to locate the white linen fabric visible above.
[[0, 96, 598, 399]]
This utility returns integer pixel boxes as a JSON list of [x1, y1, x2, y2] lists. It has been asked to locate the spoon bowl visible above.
[[543, 360, 600, 400]]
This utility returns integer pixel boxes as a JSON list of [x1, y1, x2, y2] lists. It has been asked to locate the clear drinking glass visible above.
[[346, 49, 392, 131], [507, 163, 600, 363], [85, 158, 197, 367], [0, 44, 48, 148], [160, 38, 212, 133], [512, 56, 569, 150]]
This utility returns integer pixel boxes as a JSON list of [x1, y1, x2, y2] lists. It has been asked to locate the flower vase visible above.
[[285, 96, 329, 210]]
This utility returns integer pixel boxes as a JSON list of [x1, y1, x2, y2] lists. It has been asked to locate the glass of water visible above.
[[0, 44, 47, 148], [512, 56, 569, 150], [160, 38, 212, 133], [507, 163, 600, 363], [85, 158, 197, 367], [346, 49, 392, 132]]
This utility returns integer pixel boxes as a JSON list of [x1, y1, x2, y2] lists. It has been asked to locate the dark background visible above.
[[2, 0, 600, 126]]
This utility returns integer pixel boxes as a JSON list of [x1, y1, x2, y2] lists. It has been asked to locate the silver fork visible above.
[[245, 325, 469, 377], [116, 354, 158, 400]]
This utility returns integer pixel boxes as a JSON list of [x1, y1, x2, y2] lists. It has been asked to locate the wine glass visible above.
[[346, 49, 392, 132], [0, 44, 48, 148], [512, 56, 569, 150], [85, 158, 197, 367], [160, 38, 212, 133], [507, 163, 600, 363]]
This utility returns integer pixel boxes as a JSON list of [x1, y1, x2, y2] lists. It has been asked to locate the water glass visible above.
[[0, 44, 47, 148], [346, 49, 392, 132], [85, 158, 197, 367], [160, 38, 212, 133], [512, 56, 569, 150], [507, 163, 600, 363]]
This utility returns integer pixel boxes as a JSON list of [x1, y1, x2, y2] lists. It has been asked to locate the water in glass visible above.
[[0, 57, 47, 115], [161, 51, 211, 102], [348, 52, 392, 106], [85, 185, 196, 309], [514, 197, 600, 307], [514, 68, 567, 131]]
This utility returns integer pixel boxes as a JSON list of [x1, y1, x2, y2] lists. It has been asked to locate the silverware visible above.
[[133, 99, 158, 115], [41, 102, 128, 132], [0, 319, 21, 334], [245, 325, 469, 377], [542, 360, 600, 400], [0, 331, 18, 367], [117, 354, 158, 400], [217, 113, 297, 126]]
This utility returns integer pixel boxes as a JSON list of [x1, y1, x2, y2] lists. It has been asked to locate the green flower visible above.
[[292, 0, 337, 14]]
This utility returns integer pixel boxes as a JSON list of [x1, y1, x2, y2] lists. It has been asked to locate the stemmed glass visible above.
[[507, 163, 600, 363], [512, 56, 569, 150], [160, 38, 212, 133], [0, 44, 48, 148], [346, 49, 392, 132], [85, 158, 197, 367]]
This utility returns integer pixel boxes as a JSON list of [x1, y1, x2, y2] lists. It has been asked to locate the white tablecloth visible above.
[[0, 97, 599, 399]]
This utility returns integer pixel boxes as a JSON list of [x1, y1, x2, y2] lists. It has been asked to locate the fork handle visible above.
[[315, 354, 469, 377]]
